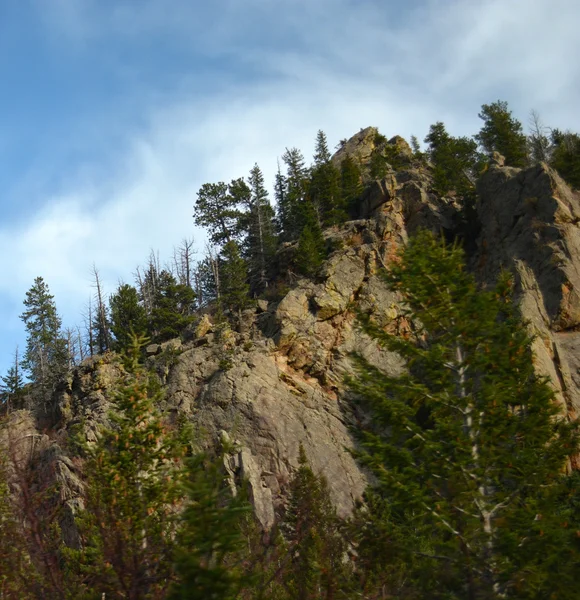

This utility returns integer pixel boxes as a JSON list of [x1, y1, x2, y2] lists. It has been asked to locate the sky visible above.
[[0, 0, 579, 375]]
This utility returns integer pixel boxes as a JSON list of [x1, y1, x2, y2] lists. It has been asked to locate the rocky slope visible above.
[[7, 131, 580, 536]]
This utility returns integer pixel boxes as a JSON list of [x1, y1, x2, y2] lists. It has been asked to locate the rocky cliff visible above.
[[8, 130, 580, 535]]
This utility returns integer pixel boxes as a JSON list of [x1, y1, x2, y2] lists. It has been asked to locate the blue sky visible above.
[[0, 0, 579, 375]]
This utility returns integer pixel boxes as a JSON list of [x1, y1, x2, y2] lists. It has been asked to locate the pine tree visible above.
[[244, 164, 277, 293], [550, 129, 580, 189], [194, 182, 244, 247], [424, 121, 484, 197], [294, 226, 325, 278], [150, 270, 197, 342], [310, 130, 344, 227], [169, 453, 251, 600], [349, 229, 578, 599], [68, 337, 189, 598], [90, 266, 111, 355], [20, 277, 69, 401], [220, 241, 250, 315], [339, 155, 363, 217], [1, 347, 24, 412], [279, 147, 311, 240], [281, 445, 350, 599], [476, 100, 529, 167], [109, 283, 148, 351]]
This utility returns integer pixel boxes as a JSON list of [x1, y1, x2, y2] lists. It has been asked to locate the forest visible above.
[[0, 100, 579, 598]]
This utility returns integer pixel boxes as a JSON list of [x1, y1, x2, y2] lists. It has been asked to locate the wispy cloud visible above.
[[1, 0, 579, 371]]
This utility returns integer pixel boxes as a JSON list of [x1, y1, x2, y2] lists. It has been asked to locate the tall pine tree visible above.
[[309, 130, 344, 227], [476, 100, 528, 168], [244, 164, 277, 293], [349, 229, 578, 599], [20, 277, 69, 402]]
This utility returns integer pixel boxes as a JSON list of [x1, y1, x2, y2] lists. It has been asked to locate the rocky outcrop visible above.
[[475, 160, 580, 447], [11, 131, 580, 532]]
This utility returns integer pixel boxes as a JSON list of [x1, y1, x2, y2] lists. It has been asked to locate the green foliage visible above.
[[294, 225, 325, 278], [169, 453, 251, 600], [476, 100, 529, 167], [349, 229, 579, 598], [424, 121, 484, 197], [20, 276, 69, 396], [278, 147, 316, 241], [194, 182, 244, 247], [150, 270, 197, 342], [66, 336, 189, 598], [243, 164, 278, 293], [220, 240, 251, 315], [339, 155, 363, 216], [281, 445, 351, 599], [109, 283, 148, 351], [0, 347, 24, 411], [550, 129, 580, 189], [309, 130, 345, 227]]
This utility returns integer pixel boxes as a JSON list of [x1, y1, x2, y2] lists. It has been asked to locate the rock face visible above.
[[12, 132, 580, 530], [475, 161, 580, 457]]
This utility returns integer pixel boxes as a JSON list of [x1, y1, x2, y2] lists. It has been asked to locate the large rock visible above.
[[475, 160, 580, 431]]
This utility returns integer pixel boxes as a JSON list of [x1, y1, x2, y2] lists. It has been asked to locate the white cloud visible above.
[[2, 0, 580, 371]]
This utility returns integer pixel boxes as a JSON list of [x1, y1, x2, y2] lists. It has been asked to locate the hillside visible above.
[[2, 124, 580, 597]]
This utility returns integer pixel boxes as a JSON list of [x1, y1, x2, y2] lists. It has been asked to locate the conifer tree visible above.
[[310, 130, 344, 227], [220, 241, 250, 315], [20, 277, 69, 401], [244, 164, 277, 292], [68, 338, 189, 598], [424, 121, 484, 197], [349, 229, 578, 599], [109, 283, 149, 351], [294, 226, 325, 278], [169, 453, 251, 600], [282, 445, 350, 599], [550, 129, 580, 189], [339, 155, 363, 217], [90, 266, 111, 354], [194, 182, 243, 247], [1, 347, 24, 412], [149, 270, 197, 342], [193, 254, 219, 309], [279, 147, 311, 240], [476, 100, 529, 167]]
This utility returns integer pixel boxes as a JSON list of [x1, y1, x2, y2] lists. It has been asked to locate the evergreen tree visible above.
[[150, 270, 197, 342], [220, 241, 250, 315], [194, 182, 244, 247], [278, 147, 312, 240], [193, 254, 219, 309], [550, 129, 580, 189], [282, 445, 350, 599], [424, 121, 484, 197], [476, 100, 529, 167], [339, 155, 363, 217], [20, 277, 69, 400], [169, 453, 251, 600], [68, 338, 189, 598], [0, 347, 24, 412], [294, 226, 325, 278], [90, 266, 111, 355], [310, 130, 345, 227], [244, 164, 278, 292], [349, 229, 578, 599], [109, 284, 148, 351]]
